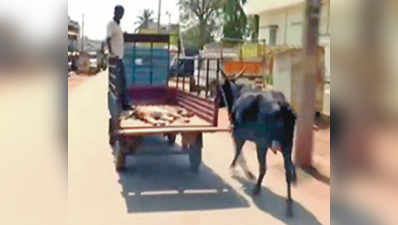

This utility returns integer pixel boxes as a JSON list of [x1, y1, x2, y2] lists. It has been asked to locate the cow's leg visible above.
[[283, 147, 296, 217], [230, 137, 246, 177], [230, 136, 245, 168], [237, 154, 255, 180], [253, 144, 268, 195]]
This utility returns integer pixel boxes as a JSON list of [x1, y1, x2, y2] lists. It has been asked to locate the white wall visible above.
[[319, 36, 330, 81], [258, 4, 304, 46], [258, 8, 289, 45], [257, 1, 330, 47], [257, 1, 330, 80], [285, 5, 304, 46], [247, 0, 304, 15]]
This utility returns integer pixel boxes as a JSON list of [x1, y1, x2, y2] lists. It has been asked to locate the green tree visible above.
[[222, 0, 247, 40], [247, 14, 259, 40], [135, 9, 155, 31], [181, 25, 213, 50], [178, 0, 224, 49]]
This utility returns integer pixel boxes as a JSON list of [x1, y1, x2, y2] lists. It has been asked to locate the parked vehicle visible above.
[[168, 49, 197, 77], [168, 56, 184, 77], [88, 51, 99, 74], [68, 51, 79, 72], [97, 50, 107, 71], [192, 40, 270, 94]]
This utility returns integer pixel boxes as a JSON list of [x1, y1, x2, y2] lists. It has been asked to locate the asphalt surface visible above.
[[68, 71, 330, 225]]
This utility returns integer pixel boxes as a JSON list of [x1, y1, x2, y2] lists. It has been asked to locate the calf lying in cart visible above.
[[130, 105, 194, 127], [217, 69, 298, 217]]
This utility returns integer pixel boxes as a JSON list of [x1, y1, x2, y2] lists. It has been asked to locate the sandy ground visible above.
[[68, 71, 330, 225], [68, 72, 93, 90]]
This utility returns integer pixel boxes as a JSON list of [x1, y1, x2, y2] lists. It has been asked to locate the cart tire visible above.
[[115, 141, 126, 172], [167, 134, 176, 145], [189, 144, 202, 173]]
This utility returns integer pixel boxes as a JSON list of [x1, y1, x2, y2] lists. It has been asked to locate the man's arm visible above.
[[106, 22, 114, 57], [106, 37, 113, 57]]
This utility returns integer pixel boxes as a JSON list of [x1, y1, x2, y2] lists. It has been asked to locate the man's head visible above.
[[114, 5, 124, 21]]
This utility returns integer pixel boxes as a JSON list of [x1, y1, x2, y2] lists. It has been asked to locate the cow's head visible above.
[[216, 67, 246, 112]]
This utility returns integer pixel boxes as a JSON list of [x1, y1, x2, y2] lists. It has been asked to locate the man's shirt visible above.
[[106, 21, 124, 59]]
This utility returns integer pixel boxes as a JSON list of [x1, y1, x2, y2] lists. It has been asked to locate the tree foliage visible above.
[[181, 25, 213, 50], [222, 0, 247, 40], [178, 0, 260, 49], [223, 0, 259, 41], [247, 14, 259, 40], [178, 0, 224, 49], [135, 9, 155, 31]]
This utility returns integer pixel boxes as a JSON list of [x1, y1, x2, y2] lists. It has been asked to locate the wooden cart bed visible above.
[[116, 87, 231, 136]]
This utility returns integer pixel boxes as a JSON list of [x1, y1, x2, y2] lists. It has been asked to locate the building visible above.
[[246, 0, 330, 80], [68, 17, 80, 52], [78, 36, 103, 52]]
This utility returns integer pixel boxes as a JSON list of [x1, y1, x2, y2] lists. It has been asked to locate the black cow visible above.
[[217, 70, 298, 217]]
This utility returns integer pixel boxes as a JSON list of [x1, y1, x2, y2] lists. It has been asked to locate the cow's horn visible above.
[[219, 68, 228, 78], [234, 66, 247, 80]]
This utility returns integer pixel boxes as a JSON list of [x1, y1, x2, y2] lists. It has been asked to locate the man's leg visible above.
[[118, 60, 129, 110]]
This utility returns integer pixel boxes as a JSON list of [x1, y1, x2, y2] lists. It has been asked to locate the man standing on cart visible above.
[[106, 5, 129, 110]]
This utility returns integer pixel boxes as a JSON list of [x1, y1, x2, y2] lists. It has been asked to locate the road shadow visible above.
[[302, 166, 330, 185], [116, 135, 250, 213], [232, 175, 323, 225]]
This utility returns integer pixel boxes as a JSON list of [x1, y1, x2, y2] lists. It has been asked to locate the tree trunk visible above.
[[294, 0, 321, 168], [199, 20, 206, 49]]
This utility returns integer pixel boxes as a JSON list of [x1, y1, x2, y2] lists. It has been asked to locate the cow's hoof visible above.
[[252, 187, 261, 196]]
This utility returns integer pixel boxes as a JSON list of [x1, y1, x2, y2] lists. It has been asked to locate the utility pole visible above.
[[157, 0, 162, 33], [166, 11, 171, 28], [81, 14, 85, 52], [294, 0, 321, 168]]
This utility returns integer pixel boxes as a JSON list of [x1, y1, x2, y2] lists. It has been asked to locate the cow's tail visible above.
[[278, 101, 297, 122], [278, 102, 297, 144]]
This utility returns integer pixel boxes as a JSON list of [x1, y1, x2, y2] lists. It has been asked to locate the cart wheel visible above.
[[167, 134, 176, 145], [109, 118, 115, 146], [189, 144, 202, 173], [115, 140, 126, 172]]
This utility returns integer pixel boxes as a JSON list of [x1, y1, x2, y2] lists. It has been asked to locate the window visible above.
[[269, 25, 278, 46]]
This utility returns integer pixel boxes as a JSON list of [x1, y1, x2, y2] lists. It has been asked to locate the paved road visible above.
[[68, 71, 330, 225]]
